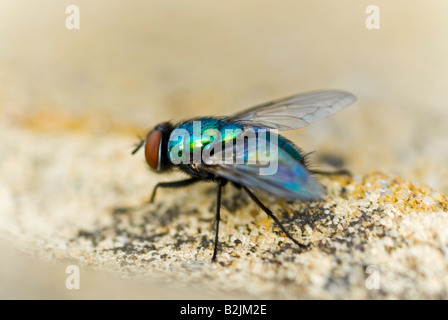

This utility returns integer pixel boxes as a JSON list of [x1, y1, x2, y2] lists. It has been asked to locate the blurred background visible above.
[[1, 0, 447, 298]]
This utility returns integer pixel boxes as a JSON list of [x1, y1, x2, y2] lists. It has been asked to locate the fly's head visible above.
[[133, 122, 174, 172]]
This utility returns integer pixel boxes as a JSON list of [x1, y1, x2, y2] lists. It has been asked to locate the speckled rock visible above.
[[1, 117, 447, 299]]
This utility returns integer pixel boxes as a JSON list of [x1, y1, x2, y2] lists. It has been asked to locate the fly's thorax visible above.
[[167, 118, 244, 166], [166, 118, 295, 171]]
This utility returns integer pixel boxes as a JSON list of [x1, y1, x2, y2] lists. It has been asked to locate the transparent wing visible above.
[[229, 90, 356, 131], [200, 133, 323, 201]]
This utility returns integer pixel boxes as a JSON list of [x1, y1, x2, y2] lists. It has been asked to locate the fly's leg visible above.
[[113, 178, 199, 214], [310, 168, 352, 177], [150, 178, 199, 203], [211, 179, 226, 262], [243, 187, 308, 250]]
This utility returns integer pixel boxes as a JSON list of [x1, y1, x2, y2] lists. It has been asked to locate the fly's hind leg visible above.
[[309, 168, 352, 177], [243, 187, 308, 250]]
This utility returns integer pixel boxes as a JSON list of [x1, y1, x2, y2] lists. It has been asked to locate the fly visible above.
[[131, 90, 356, 261]]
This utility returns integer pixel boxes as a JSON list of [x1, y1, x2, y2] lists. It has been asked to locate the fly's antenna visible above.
[[131, 137, 145, 155]]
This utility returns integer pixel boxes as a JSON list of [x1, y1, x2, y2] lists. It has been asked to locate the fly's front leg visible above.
[[150, 178, 199, 203]]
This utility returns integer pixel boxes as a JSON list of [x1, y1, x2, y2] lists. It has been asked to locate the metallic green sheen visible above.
[[167, 118, 244, 163]]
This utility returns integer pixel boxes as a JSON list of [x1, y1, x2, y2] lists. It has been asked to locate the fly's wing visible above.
[[200, 133, 323, 201], [228, 90, 356, 131]]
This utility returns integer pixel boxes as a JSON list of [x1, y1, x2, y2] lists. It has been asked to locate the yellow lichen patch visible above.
[[8, 107, 143, 136], [379, 175, 448, 213], [340, 171, 448, 214], [249, 208, 259, 218], [257, 216, 272, 231]]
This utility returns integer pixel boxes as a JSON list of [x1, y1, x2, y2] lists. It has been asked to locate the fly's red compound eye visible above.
[[144, 130, 162, 170]]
